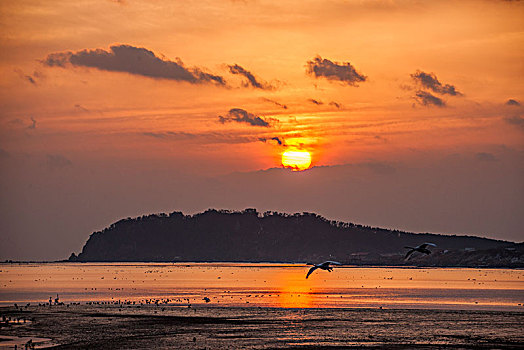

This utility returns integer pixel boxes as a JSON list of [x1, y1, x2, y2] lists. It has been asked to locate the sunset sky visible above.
[[1, 0, 523, 260]]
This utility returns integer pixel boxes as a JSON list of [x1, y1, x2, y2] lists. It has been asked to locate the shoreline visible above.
[[2, 261, 524, 269]]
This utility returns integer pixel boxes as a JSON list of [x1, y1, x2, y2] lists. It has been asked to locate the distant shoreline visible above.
[[1, 260, 523, 269]]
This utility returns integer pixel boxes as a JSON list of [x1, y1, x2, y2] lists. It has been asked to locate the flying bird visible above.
[[404, 243, 437, 260], [306, 261, 342, 279]]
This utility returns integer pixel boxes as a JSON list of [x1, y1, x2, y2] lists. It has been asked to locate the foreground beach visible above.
[[1, 304, 524, 349]]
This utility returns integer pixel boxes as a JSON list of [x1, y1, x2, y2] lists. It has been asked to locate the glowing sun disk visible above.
[[281, 150, 312, 171]]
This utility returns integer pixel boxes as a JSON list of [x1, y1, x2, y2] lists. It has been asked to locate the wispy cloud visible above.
[[504, 115, 524, 130], [329, 101, 342, 109], [46, 154, 72, 169], [143, 131, 197, 140], [261, 98, 288, 109], [228, 64, 273, 90], [258, 136, 284, 146], [308, 98, 324, 105], [15, 69, 43, 85], [74, 104, 90, 112], [28, 117, 37, 129], [414, 90, 445, 107], [306, 56, 366, 86], [218, 108, 273, 127], [43, 44, 226, 85], [411, 70, 462, 96], [142, 130, 279, 145], [476, 152, 498, 162]]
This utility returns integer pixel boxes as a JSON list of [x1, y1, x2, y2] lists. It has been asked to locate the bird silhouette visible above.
[[306, 261, 342, 279], [404, 243, 436, 260]]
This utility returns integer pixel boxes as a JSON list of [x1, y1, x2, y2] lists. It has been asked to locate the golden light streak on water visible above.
[[0, 263, 523, 311]]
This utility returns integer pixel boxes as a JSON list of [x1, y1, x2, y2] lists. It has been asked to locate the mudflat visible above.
[[1, 304, 523, 349]]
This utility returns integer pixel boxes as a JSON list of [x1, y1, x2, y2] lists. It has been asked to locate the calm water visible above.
[[0, 263, 523, 311]]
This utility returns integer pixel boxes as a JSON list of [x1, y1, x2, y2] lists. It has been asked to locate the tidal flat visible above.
[[1, 305, 524, 349], [0, 263, 523, 348]]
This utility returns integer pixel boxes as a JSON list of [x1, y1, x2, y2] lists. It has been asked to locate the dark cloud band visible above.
[[43, 45, 225, 85]]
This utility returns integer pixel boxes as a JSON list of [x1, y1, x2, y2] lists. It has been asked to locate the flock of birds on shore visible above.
[[305, 243, 437, 278]]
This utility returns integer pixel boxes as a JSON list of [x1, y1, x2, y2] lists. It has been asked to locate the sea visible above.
[[0, 263, 523, 311]]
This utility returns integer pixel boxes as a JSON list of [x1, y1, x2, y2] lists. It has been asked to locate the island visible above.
[[69, 209, 523, 267]]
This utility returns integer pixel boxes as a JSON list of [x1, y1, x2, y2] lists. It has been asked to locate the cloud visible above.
[[476, 152, 498, 162], [15, 69, 43, 85], [143, 130, 262, 144], [28, 117, 37, 129], [329, 101, 342, 109], [306, 56, 366, 86], [506, 99, 521, 106], [261, 98, 287, 109], [228, 64, 272, 89], [258, 136, 284, 146], [143, 131, 197, 140], [411, 70, 462, 96], [74, 104, 90, 112], [308, 98, 324, 105], [218, 108, 273, 127], [46, 154, 72, 169], [43, 44, 226, 85], [414, 90, 445, 107], [504, 115, 524, 130]]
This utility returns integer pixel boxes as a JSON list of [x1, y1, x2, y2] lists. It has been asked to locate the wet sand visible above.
[[1, 304, 523, 349]]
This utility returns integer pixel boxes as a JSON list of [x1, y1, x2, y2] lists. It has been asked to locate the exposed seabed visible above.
[[1, 304, 523, 349]]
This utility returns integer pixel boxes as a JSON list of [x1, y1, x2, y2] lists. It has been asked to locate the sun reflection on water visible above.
[[0, 263, 523, 311]]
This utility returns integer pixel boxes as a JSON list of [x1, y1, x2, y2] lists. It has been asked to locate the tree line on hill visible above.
[[69, 209, 523, 267]]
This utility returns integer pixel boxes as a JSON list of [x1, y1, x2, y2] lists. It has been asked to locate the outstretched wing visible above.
[[404, 249, 415, 260], [418, 243, 437, 249], [306, 266, 318, 279], [325, 261, 342, 266]]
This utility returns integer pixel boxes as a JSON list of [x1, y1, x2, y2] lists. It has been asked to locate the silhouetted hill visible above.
[[70, 209, 523, 267]]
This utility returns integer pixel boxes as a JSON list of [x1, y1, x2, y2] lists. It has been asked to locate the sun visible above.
[[281, 150, 312, 171]]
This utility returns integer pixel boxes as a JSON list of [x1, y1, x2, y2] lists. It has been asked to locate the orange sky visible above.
[[0, 0, 523, 259]]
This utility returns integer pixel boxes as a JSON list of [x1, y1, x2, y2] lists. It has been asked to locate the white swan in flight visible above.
[[404, 243, 437, 260], [306, 261, 342, 279]]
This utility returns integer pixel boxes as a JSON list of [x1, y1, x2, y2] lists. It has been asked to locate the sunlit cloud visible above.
[[43, 44, 226, 85], [306, 56, 367, 86]]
